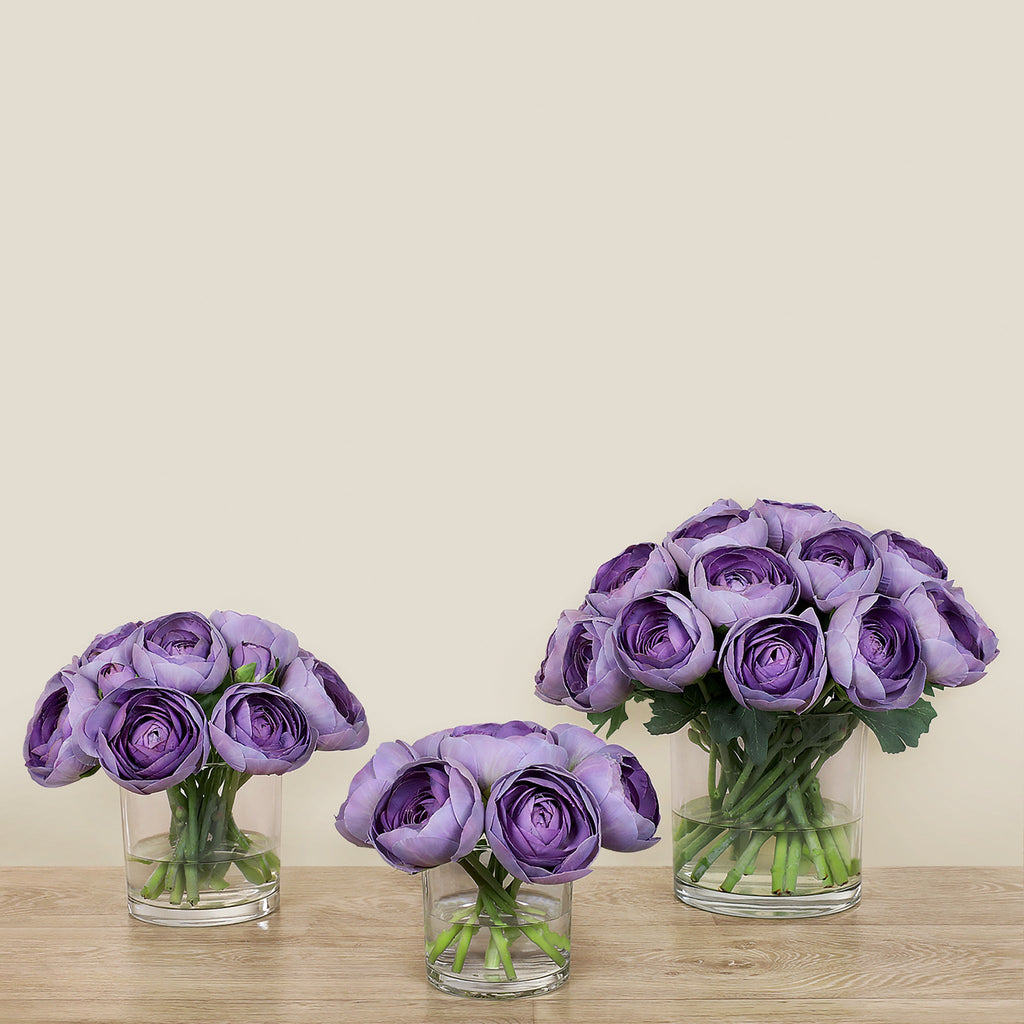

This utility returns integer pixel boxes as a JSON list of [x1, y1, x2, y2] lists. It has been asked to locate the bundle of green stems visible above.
[[426, 845, 569, 981], [674, 715, 859, 894], [136, 765, 279, 906]]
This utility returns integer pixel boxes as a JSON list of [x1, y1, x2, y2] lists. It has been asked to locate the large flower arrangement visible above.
[[336, 721, 659, 982], [24, 610, 368, 906], [535, 498, 999, 896]]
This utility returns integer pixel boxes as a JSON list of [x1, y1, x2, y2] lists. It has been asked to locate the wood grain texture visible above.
[[0, 866, 1020, 1024]]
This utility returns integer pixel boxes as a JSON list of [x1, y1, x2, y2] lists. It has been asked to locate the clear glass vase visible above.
[[120, 764, 282, 926], [671, 712, 865, 918], [422, 845, 572, 998]]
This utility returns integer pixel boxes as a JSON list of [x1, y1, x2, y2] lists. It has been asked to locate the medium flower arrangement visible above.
[[24, 610, 368, 907], [336, 720, 659, 984], [535, 498, 999, 898]]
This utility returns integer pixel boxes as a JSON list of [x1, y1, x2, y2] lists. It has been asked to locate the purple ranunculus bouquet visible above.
[[535, 499, 999, 900], [24, 610, 368, 906], [336, 721, 659, 983]]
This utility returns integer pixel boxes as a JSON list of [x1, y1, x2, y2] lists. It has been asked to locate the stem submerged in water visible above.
[[135, 767, 278, 907], [426, 847, 570, 982], [674, 713, 861, 897]]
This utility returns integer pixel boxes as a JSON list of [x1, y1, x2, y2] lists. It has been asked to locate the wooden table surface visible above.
[[1, 866, 1020, 1024]]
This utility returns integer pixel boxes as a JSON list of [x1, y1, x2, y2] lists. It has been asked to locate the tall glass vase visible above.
[[422, 843, 572, 998], [120, 764, 282, 926], [671, 712, 865, 918]]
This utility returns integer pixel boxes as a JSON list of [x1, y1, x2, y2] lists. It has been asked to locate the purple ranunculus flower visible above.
[[538, 615, 634, 713], [279, 653, 369, 751], [80, 621, 144, 663], [610, 590, 715, 691], [450, 721, 551, 741], [788, 522, 883, 612], [663, 499, 769, 573], [752, 499, 840, 554], [84, 679, 210, 794], [485, 764, 602, 884], [210, 683, 316, 775], [902, 581, 999, 688], [719, 608, 828, 713], [335, 740, 419, 846], [583, 543, 679, 618], [826, 594, 927, 710], [436, 732, 567, 792], [418, 720, 552, 757], [688, 546, 800, 628], [873, 530, 950, 598], [535, 608, 587, 707], [210, 610, 300, 684], [69, 623, 147, 757], [132, 611, 230, 694], [571, 746, 660, 853], [24, 664, 97, 787], [369, 758, 484, 873]]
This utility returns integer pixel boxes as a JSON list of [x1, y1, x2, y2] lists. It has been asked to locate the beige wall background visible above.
[[2, 3, 1020, 871]]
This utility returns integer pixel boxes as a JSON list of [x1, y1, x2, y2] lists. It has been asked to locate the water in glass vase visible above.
[[673, 799, 862, 918], [120, 769, 283, 926], [125, 830, 280, 926], [424, 886, 571, 998]]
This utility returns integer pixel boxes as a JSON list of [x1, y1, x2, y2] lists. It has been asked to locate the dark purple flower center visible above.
[[858, 599, 920, 680], [148, 615, 214, 660], [493, 768, 598, 869], [620, 756, 660, 823], [803, 529, 871, 573], [677, 510, 749, 541], [592, 544, 655, 593], [736, 620, 818, 694], [927, 587, 983, 659], [30, 688, 69, 752], [701, 547, 794, 591], [377, 763, 448, 831], [113, 691, 199, 770], [889, 531, 947, 578], [564, 622, 596, 697], [314, 661, 362, 724], [620, 598, 695, 667]]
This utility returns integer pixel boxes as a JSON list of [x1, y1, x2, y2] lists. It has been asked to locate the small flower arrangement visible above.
[[535, 498, 999, 902], [336, 720, 659, 988], [24, 610, 368, 908]]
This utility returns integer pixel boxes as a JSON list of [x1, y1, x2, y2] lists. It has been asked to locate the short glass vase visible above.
[[120, 764, 282, 926], [422, 844, 572, 998], [671, 711, 866, 918]]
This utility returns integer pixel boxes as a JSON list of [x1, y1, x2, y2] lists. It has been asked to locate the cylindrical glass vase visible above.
[[422, 849, 572, 998], [671, 712, 865, 918], [120, 765, 282, 926]]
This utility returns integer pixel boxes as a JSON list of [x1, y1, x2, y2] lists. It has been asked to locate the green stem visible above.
[[720, 833, 771, 892], [785, 787, 830, 883], [184, 776, 200, 905], [820, 828, 850, 886], [771, 832, 789, 894], [784, 831, 802, 893], [690, 830, 738, 882], [452, 921, 477, 973]]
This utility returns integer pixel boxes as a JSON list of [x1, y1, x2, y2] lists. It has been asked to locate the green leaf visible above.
[[742, 708, 777, 765], [852, 697, 938, 754], [588, 704, 630, 738], [705, 698, 746, 744], [644, 688, 705, 736], [233, 662, 257, 684], [704, 696, 776, 765]]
